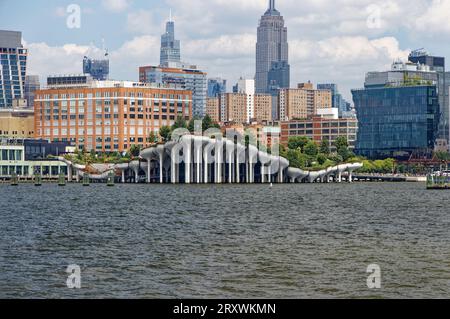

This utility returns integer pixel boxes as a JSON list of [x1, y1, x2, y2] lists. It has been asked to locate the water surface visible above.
[[0, 182, 449, 298]]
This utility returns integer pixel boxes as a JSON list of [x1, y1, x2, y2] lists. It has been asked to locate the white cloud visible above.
[[25, 35, 159, 83], [101, 0, 131, 13], [127, 10, 157, 34], [415, 0, 450, 33], [26, 0, 448, 101]]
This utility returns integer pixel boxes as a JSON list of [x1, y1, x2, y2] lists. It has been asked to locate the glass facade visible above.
[[0, 33, 27, 108], [408, 52, 448, 144], [317, 83, 352, 117], [353, 85, 440, 159], [140, 66, 207, 117], [160, 20, 181, 67], [83, 56, 109, 81], [207, 78, 227, 98]]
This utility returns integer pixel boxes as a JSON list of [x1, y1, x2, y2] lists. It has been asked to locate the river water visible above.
[[0, 182, 449, 299]]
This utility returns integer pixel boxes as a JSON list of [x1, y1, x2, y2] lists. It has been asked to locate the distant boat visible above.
[[427, 171, 450, 190]]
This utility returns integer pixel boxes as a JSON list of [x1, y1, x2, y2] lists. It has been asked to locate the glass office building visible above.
[[317, 83, 352, 117], [353, 85, 440, 159], [0, 30, 27, 109], [83, 56, 109, 81], [207, 78, 227, 98], [139, 66, 207, 117], [160, 19, 181, 68]]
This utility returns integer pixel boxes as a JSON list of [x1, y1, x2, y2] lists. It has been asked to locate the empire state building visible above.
[[255, 0, 290, 95]]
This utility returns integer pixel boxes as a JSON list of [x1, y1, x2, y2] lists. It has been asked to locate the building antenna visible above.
[[102, 38, 109, 57], [169, 9, 172, 22]]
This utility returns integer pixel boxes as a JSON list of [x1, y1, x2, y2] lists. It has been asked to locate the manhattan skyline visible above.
[[1, 0, 450, 101]]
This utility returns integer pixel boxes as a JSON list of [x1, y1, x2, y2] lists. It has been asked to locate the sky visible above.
[[1, 0, 450, 102]]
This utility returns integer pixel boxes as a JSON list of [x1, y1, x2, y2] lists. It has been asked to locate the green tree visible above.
[[320, 139, 330, 155], [172, 115, 187, 130], [159, 126, 172, 142], [334, 137, 353, 161], [129, 145, 141, 157], [288, 136, 310, 152], [317, 153, 327, 165], [286, 149, 309, 169], [334, 136, 349, 152], [435, 151, 450, 162], [202, 114, 220, 131], [304, 141, 319, 157], [148, 131, 158, 144]]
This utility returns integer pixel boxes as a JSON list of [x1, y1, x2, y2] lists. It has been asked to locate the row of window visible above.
[[288, 129, 356, 135], [38, 93, 190, 100], [0, 149, 23, 161], [0, 165, 67, 176]]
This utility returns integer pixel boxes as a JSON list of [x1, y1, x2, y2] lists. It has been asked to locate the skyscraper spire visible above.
[[169, 8, 172, 22], [265, 0, 280, 16]]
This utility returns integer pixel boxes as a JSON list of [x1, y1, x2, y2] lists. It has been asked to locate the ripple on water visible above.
[[0, 182, 449, 298]]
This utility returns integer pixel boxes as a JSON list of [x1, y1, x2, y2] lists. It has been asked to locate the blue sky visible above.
[[1, 0, 450, 101]]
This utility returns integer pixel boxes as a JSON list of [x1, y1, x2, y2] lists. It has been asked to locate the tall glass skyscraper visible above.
[[160, 16, 181, 68], [408, 49, 448, 144], [0, 30, 27, 109], [317, 83, 352, 117], [207, 78, 227, 98], [352, 61, 441, 159], [255, 0, 290, 95], [83, 55, 109, 81]]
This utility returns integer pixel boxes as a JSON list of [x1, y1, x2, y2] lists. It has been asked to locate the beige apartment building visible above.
[[279, 82, 332, 121], [205, 97, 220, 123], [219, 93, 248, 124], [254, 94, 272, 123], [212, 93, 272, 125], [0, 108, 35, 138]]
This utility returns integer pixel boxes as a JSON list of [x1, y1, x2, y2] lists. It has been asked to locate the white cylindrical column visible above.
[[228, 153, 233, 184], [159, 153, 164, 184], [147, 161, 151, 183], [185, 146, 191, 184], [68, 165, 72, 182], [261, 165, 265, 184], [171, 149, 177, 184]]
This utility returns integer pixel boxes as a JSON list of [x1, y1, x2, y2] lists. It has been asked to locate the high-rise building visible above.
[[218, 78, 272, 124], [139, 65, 207, 118], [317, 83, 351, 117], [256, 0, 290, 95], [219, 93, 248, 124], [352, 61, 441, 159], [234, 78, 255, 123], [83, 55, 109, 81], [160, 14, 181, 68], [34, 78, 192, 152], [278, 83, 333, 121], [206, 97, 220, 123], [0, 30, 28, 109], [408, 49, 448, 145], [253, 94, 272, 123], [24, 75, 40, 109], [207, 78, 227, 98]]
